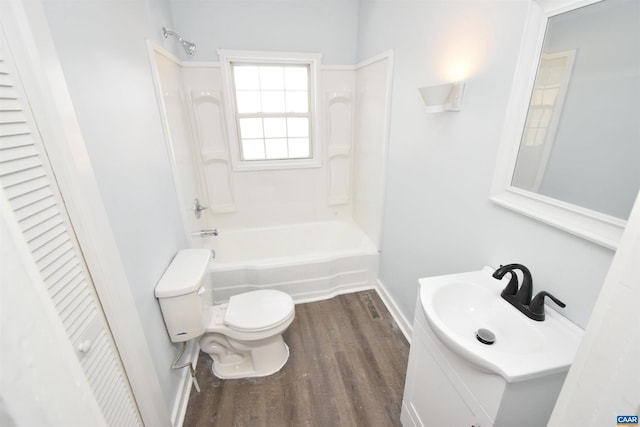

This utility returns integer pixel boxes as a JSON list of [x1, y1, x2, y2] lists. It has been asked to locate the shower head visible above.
[[162, 27, 196, 56], [182, 40, 196, 56]]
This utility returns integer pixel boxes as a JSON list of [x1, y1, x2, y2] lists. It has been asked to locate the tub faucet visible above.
[[191, 229, 218, 238]]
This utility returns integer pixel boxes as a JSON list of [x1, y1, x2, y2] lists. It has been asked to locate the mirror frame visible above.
[[490, 0, 628, 250]]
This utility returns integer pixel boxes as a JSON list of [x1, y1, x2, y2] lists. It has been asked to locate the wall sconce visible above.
[[418, 82, 465, 113]]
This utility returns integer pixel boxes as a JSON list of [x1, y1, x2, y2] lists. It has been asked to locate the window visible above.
[[219, 50, 322, 171]]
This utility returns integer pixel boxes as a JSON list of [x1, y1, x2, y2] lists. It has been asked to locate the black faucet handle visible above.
[[530, 291, 566, 318], [499, 273, 519, 297]]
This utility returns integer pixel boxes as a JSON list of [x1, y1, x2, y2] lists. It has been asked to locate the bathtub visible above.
[[195, 221, 379, 303]]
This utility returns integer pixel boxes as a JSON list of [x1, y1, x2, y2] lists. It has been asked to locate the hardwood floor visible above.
[[183, 290, 410, 427]]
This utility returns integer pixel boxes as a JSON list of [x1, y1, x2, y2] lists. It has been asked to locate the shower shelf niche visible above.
[[190, 90, 236, 214], [326, 91, 353, 206]]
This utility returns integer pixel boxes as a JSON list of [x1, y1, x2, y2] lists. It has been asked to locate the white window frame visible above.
[[219, 49, 322, 171]]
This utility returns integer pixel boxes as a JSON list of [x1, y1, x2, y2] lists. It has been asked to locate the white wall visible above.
[[357, 0, 615, 329], [353, 54, 392, 248], [42, 0, 189, 410], [169, 0, 359, 64]]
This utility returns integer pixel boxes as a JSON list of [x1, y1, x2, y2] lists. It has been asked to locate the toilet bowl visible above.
[[199, 289, 295, 379], [155, 249, 295, 379]]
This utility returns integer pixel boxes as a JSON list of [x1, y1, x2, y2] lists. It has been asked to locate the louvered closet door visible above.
[[0, 34, 142, 426]]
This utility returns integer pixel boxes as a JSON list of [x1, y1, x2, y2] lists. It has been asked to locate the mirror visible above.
[[491, 0, 640, 249]]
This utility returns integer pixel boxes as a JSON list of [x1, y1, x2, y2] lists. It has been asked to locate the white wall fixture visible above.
[[418, 82, 465, 113]]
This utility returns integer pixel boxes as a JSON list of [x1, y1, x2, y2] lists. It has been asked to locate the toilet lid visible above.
[[224, 290, 294, 332]]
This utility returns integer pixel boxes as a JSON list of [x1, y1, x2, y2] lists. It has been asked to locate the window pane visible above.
[[534, 130, 546, 146], [540, 109, 553, 128], [288, 138, 310, 158], [543, 88, 559, 106], [233, 65, 260, 90], [242, 139, 265, 160], [531, 89, 543, 105], [529, 109, 543, 127], [239, 118, 264, 139], [285, 91, 308, 113], [287, 117, 309, 137], [285, 66, 308, 90], [261, 91, 286, 113], [548, 62, 565, 85], [260, 66, 284, 90], [236, 91, 261, 113], [265, 138, 288, 159], [229, 58, 315, 165], [263, 117, 287, 138], [524, 128, 537, 147]]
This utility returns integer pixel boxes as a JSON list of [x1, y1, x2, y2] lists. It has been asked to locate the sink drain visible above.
[[476, 328, 495, 345]]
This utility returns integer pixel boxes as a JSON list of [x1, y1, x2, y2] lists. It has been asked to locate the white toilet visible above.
[[155, 248, 295, 379]]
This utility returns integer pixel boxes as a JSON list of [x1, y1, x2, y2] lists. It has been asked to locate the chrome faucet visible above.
[[193, 198, 208, 219], [191, 229, 218, 237], [492, 264, 565, 321]]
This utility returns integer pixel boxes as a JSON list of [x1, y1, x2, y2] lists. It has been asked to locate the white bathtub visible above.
[[196, 221, 379, 303]]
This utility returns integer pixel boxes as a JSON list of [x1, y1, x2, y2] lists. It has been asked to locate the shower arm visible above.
[[162, 27, 196, 55], [162, 27, 184, 43]]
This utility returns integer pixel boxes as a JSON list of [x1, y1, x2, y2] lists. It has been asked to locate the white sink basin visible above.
[[420, 267, 583, 382]]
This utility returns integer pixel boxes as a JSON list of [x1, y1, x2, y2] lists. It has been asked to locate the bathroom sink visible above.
[[420, 267, 583, 382]]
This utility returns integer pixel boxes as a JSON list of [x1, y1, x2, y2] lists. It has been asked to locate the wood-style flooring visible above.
[[183, 290, 410, 427]]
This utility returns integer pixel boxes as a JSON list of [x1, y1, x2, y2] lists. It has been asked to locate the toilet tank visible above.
[[155, 248, 212, 342]]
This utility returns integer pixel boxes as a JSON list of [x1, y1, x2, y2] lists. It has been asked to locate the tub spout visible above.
[[192, 229, 218, 237]]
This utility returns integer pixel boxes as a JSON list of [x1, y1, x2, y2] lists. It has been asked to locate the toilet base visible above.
[[200, 333, 290, 379]]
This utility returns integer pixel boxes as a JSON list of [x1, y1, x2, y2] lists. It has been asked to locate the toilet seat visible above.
[[224, 290, 294, 332]]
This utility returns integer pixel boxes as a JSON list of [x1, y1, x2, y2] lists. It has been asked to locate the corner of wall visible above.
[[375, 279, 413, 343]]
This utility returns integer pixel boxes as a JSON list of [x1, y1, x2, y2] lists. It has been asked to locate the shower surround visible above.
[[149, 44, 392, 300]]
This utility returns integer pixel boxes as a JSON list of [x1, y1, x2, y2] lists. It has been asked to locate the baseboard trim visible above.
[[171, 340, 200, 427], [375, 279, 413, 343]]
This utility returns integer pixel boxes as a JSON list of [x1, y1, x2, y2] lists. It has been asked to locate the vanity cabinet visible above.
[[401, 297, 567, 427]]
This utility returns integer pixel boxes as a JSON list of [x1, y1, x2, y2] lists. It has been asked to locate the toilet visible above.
[[155, 248, 295, 379]]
